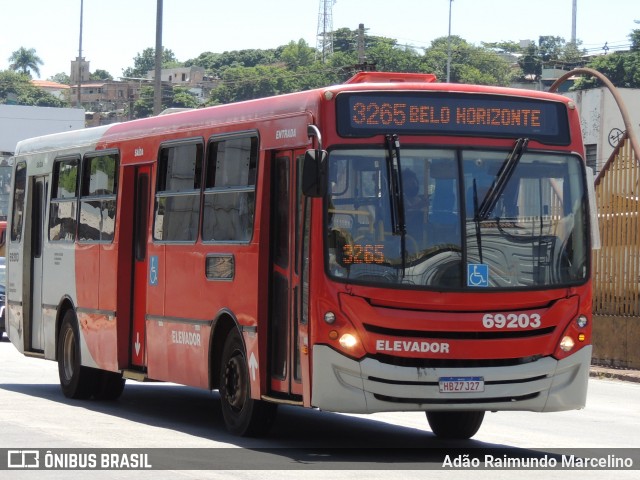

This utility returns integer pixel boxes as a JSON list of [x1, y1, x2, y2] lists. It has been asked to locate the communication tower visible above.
[[316, 0, 336, 62]]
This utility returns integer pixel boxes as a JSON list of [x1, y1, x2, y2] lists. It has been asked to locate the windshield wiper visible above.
[[385, 134, 405, 235], [476, 137, 529, 221], [472, 179, 484, 264], [385, 134, 407, 275]]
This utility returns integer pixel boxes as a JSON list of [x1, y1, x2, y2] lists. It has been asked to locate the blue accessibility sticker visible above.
[[467, 264, 489, 287]]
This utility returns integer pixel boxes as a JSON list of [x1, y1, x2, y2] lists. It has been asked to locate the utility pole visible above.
[[153, 0, 163, 116], [77, 0, 83, 108], [447, 0, 453, 83], [571, 0, 577, 44], [354, 24, 375, 72]]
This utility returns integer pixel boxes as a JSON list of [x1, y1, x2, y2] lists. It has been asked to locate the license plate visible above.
[[439, 376, 485, 393]]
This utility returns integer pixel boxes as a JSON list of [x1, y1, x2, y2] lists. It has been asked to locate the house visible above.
[[30, 80, 71, 102]]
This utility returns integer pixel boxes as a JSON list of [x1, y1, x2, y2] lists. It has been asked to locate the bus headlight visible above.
[[559, 336, 575, 352], [339, 333, 358, 349]]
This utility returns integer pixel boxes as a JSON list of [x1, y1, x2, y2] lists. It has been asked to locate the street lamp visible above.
[[447, 0, 453, 83]]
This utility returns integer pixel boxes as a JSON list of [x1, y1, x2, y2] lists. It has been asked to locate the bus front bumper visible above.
[[311, 345, 591, 414]]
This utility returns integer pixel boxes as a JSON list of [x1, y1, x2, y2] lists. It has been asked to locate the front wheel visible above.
[[426, 411, 485, 439], [219, 329, 277, 436]]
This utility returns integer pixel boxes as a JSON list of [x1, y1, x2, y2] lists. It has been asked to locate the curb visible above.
[[589, 366, 640, 384]]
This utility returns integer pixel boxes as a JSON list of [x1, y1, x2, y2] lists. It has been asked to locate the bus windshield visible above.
[[326, 146, 589, 290]]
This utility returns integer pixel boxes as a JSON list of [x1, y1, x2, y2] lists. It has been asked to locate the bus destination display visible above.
[[336, 92, 569, 144]]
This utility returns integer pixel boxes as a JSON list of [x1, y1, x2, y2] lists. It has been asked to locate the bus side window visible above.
[[10, 162, 27, 243], [78, 152, 119, 242], [49, 157, 79, 242], [153, 141, 202, 242], [202, 135, 258, 242]]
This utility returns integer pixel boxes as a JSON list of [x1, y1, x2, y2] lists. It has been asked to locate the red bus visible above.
[[6, 72, 595, 439]]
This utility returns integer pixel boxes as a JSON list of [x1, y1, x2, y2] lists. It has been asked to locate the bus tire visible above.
[[93, 370, 126, 401], [57, 310, 97, 399], [219, 329, 277, 436], [426, 411, 485, 439]]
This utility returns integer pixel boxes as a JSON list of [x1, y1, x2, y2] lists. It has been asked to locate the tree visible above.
[[423, 36, 514, 86], [518, 43, 542, 80], [8, 47, 44, 78], [122, 48, 180, 78], [280, 40, 315, 70], [171, 87, 198, 109], [572, 30, 640, 90], [208, 65, 297, 104], [90, 69, 113, 81], [0, 70, 66, 107], [630, 29, 640, 52], [132, 85, 154, 118], [49, 72, 71, 85], [538, 36, 566, 62]]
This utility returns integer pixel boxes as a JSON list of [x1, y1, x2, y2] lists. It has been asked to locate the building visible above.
[[69, 81, 133, 113], [563, 87, 640, 175], [30, 80, 71, 102], [70, 57, 91, 85], [146, 66, 205, 85], [0, 104, 85, 156], [146, 66, 216, 105]]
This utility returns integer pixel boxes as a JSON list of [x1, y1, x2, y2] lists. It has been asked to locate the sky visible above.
[[1, 0, 639, 81]]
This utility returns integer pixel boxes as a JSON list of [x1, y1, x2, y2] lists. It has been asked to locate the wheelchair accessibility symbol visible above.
[[149, 255, 159, 286], [467, 264, 489, 287]]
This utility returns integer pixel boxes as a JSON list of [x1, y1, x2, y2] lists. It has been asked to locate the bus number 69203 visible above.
[[482, 313, 542, 329]]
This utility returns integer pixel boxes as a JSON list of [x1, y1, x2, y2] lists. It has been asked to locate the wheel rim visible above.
[[224, 351, 247, 411], [61, 328, 76, 382]]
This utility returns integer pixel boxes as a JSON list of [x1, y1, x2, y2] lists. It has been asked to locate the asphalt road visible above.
[[0, 335, 638, 480]]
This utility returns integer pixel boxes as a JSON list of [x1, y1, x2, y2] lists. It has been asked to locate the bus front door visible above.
[[268, 152, 304, 398], [28, 176, 46, 351]]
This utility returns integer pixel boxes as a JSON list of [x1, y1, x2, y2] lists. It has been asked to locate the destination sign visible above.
[[336, 92, 570, 145]]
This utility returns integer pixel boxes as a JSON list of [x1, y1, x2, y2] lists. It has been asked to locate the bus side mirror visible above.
[[302, 149, 327, 197]]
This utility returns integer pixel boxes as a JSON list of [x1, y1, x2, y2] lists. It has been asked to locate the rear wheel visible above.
[[93, 370, 126, 400], [426, 411, 485, 439], [57, 310, 98, 399], [219, 329, 277, 436]]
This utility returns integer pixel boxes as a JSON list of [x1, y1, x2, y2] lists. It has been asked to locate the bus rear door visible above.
[[130, 165, 151, 367]]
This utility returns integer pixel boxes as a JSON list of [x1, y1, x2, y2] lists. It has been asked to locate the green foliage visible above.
[[0, 70, 67, 107], [122, 48, 180, 79], [280, 40, 316, 70], [519, 43, 542, 80], [571, 29, 640, 89], [90, 69, 113, 81], [132, 85, 154, 118], [424, 36, 513, 86], [171, 87, 199, 109], [8, 47, 44, 78], [49, 72, 71, 85], [481, 41, 523, 54], [538, 36, 566, 62]]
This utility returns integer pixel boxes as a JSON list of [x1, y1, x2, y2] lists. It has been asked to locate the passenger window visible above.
[[78, 152, 118, 242], [202, 135, 258, 242], [153, 141, 203, 242], [49, 157, 79, 242]]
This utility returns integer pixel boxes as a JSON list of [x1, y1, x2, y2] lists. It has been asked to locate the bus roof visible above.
[[12, 72, 575, 158]]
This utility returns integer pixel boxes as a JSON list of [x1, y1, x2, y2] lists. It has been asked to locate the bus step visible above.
[[260, 395, 304, 406], [122, 370, 150, 382], [23, 351, 45, 359]]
